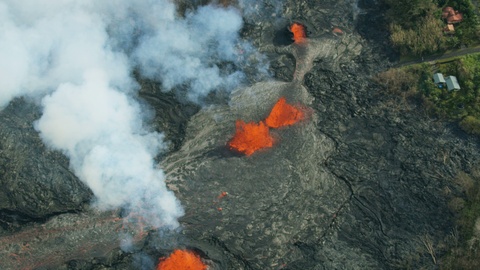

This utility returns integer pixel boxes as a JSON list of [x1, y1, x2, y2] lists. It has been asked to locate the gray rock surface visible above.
[[163, 78, 346, 269], [0, 99, 92, 227]]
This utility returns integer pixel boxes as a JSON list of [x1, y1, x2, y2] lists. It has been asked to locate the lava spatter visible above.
[[265, 97, 304, 128], [228, 120, 274, 156], [157, 249, 207, 270], [290, 23, 306, 43]]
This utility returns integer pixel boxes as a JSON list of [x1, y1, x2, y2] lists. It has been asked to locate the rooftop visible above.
[[433, 73, 446, 84], [442, 6, 463, 24], [446, 75, 461, 91]]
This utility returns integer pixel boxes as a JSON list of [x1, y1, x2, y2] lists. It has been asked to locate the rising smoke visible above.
[[0, 0, 268, 229], [238, 0, 284, 21]]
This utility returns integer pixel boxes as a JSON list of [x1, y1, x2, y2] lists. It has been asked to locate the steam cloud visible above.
[[0, 0, 267, 228], [238, 0, 284, 21]]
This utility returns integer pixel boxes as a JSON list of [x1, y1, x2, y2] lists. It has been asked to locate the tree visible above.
[[459, 116, 480, 135], [389, 14, 446, 56], [383, 0, 437, 27]]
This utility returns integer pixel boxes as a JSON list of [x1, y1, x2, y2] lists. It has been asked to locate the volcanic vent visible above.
[[228, 120, 274, 156], [157, 249, 207, 270], [290, 22, 307, 43], [228, 97, 305, 155], [265, 97, 304, 128]]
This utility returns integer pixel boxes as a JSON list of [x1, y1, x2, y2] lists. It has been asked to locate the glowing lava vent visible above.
[[228, 120, 274, 156], [290, 22, 306, 43], [157, 249, 207, 270], [265, 97, 304, 128]]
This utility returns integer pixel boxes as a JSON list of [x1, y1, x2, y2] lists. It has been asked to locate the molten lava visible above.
[[228, 120, 274, 156], [290, 23, 306, 43], [157, 250, 207, 270], [265, 97, 304, 128]]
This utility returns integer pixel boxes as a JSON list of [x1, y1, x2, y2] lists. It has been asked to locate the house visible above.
[[443, 23, 455, 34], [433, 73, 446, 88], [445, 76, 461, 91], [442, 7, 463, 24]]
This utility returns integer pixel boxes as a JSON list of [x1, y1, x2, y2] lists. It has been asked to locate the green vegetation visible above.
[[460, 116, 480, 135], [383, 0, 480, 56], [441, 170, 480, 270], [375, 53, 480, 136]]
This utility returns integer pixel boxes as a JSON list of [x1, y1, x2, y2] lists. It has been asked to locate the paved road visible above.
[[395, 45, 480, 67]]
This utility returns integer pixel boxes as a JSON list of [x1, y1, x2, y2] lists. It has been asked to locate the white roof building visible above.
[[445, 76, 461, 91], [433, 73, 446, 84]]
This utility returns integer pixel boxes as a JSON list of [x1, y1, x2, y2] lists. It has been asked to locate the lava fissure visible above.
[[157, 249, 207, 270], [290, 23, 307, 43], [228, 97, 304, 156], [228, 120, 274, 156], [265, 97, 304, 128]]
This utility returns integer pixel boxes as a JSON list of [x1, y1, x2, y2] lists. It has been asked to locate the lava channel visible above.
[[290, 22, 306, 43], [157, 249, 207, 270], [228, 120, 274, 156], [265, 97, 304, 128]]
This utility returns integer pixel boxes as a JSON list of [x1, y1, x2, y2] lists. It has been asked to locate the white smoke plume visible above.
[[0, 0, 267, 229], [103, 1, 269, 102], [238, 0, 284, 21]]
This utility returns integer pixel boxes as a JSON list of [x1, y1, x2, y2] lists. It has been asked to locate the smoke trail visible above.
[[35, 70, 182, 227], [237, 0, 284, 21], [1, 0, 269, 229], [133, 5, 245, 102], [102, 1, 270, 103], [0, 0, 183, 228]]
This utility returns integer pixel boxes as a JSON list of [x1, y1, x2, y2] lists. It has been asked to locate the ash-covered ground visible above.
[[1, 0, 480, 269]]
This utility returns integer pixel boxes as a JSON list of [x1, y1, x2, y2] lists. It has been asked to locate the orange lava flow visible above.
[[228, 120, 274, 156], [157, 250, 207, 270], [265, 97, 304, 128], [290, 23, 306, 43]]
